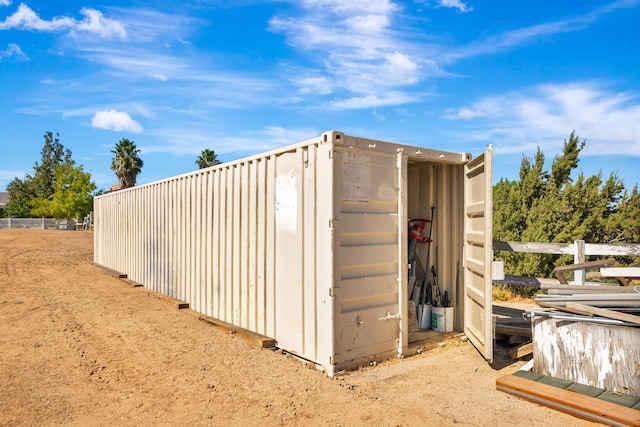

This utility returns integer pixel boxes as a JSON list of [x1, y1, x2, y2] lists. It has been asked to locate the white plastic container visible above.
[[432, 306, 454, 332]]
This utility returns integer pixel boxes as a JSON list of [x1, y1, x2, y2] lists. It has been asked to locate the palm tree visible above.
[[111, 138, 143, 189], [196, 149, 221, 169]]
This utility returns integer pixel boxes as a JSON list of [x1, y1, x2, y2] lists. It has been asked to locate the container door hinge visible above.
[[329, 288, 337, 297], [329, 219, 338, 229]]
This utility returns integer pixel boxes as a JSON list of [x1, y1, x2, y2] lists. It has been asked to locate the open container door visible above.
[[463, 146, 493, 362]]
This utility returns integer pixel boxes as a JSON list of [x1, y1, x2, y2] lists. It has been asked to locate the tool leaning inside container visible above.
[[418, 207, 435, 329], [431, 264, 451, 308], [419, 208, 435, 305], [408, 218, 429, 303]]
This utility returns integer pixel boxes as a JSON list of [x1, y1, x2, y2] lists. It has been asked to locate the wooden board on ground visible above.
[[508, 342, 533, 359], [138, 287, 190, 309], [497, 374, 640, 426], [88, 261, 128, 279], [496, 324, 531, 337], [121, 279, 143, 288], [184, 309, 277, 348]]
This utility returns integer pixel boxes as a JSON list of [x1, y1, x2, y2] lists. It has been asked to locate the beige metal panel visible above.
[[225, 164, 235, 324], [396, 153, 408, 356], [247, 161, 258, 331], [170, 178, 178, 299], [303, 144, 318, 360], [265, 155, 277, 338], [255, 159, 267, 335], [313, 141, 336, 372], [195, 175, 204, 313], [274, 148, 305, 353], [333, 147, 400, 366], [231, 164, 241, 326], [438, 163, 464, 328], [204, 171, 213, 317], [180, 177, 188, 303], [463, 147, 493, 362], [336, 133, 468, 165]]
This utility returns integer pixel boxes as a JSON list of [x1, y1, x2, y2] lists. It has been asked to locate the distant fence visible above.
[[0, 218, 76, 230], [493, 240, 640, 287]]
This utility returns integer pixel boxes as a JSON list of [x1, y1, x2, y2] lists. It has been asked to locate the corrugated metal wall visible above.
[[333, 149, 402, 365], [94, 131, 481, 373], [94, 140, 335, 366]]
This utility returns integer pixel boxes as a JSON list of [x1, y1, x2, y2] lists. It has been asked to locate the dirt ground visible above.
[[0, 230, 598, 426]]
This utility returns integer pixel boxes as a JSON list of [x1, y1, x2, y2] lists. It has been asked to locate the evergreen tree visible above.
[[493, 131, 638, 291]]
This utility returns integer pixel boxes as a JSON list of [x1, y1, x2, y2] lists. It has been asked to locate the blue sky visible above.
[[1, 0, 639, 191]]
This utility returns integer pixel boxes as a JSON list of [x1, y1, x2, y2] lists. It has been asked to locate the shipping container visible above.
[[94, 130, 494, 375]]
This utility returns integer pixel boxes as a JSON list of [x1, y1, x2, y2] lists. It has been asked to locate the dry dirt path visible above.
[[0, 230, 596, 426]]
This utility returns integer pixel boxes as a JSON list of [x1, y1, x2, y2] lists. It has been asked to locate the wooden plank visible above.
[[509, 342, 533, 359], [566, 302, 640, 325], [536, 301, 593, 316], [493, 275, 559, 288], [121, 279, 143, 288], [547, 287, 637, 294], [553, 259, 616, 284], [495, 317, 531, 325], [601, 267, 640, 278], [183, 309, 277, 348], [585, 243, 640, 257], [507, 335, 530, 345], [493, 305, 526, 318], [138, 287, 190, 310], [497, 374, 640, 426], [541, 283, 631, 291], [493, 241, 574, 255], [88, 261, 128, 279], [496, 324, 531, 337]]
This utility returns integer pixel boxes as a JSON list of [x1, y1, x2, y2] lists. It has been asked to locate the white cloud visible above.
[[0, 43, 27, 60], [300, 0, 400, 15], [330, 92, 419, 109], [384, 51, 418, 84], [109, 8, 199, 43], [74, 8, 126, 40], [0, 3, 74, 31], [91, 110, 143, 133], [443, 0, 639, 62], [269, 0, 427, 108], [436, 0, 473, 13], [443, 82, 640, 157], [0, 4, 126, 40], [292, 73, 333, 95], [0, 0, 12, 7]]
